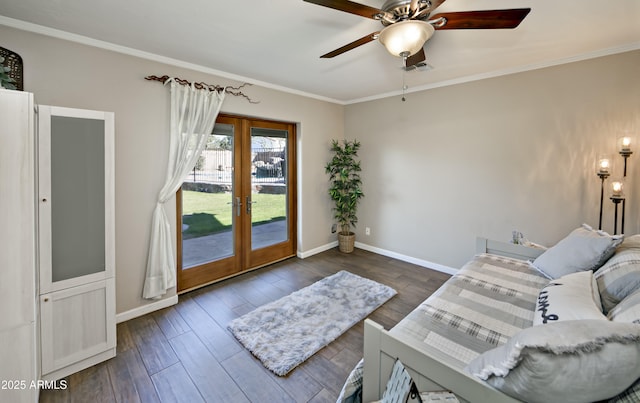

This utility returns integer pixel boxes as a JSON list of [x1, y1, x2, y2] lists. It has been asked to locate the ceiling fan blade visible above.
[[413, 0, 447, 19], [320, 31, 379, 58], [405, 47, 426, 67], [431, 8, 531, 30], [303, 0, 384, 19], [404, 48, 432, 71], [428, 0, 447, 12]]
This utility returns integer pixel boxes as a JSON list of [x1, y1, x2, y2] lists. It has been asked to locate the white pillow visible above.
[[465, 320, 640, 403], [531, 224, 623, 279], [533, 271, 605, 326]]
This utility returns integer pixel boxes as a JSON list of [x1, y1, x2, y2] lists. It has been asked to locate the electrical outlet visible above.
[[365, 227, 371, 236], [331, 224, 337, 234]]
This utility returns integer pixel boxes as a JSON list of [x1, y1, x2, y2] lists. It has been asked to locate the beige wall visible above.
[[346, 50, 640, 269], [0, 25, 342, 314], [4, 22, 639, 316]]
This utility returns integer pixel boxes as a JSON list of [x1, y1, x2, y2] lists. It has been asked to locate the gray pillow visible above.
[[531, 224, 623, 279], [607, 288, 640, 324], [595, 237, 640, 313], [465, 320, 640, 403]]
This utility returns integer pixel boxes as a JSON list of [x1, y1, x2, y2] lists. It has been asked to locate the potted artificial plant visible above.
[[325, 139, 364, 253]]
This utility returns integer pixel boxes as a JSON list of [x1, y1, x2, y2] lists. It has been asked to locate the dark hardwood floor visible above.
[[39, 247, 450, 403]]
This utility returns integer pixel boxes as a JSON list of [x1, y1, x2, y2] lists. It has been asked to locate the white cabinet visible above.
[[0, 89, 38, 403], [37, 105, 116, 381], [0, 91, 116, 389]]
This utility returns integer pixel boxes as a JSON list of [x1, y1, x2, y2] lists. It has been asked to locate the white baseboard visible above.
[[354, 242, 458, 276], [116, 295, 179, 323], [297, 241, 338, 259], [298, 240, 457, 276]]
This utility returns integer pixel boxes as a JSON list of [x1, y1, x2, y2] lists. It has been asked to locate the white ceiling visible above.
[[1, 0, 639, 103]]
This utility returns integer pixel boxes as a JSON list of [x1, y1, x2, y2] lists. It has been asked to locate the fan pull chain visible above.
[[401, 56, 407, 102]]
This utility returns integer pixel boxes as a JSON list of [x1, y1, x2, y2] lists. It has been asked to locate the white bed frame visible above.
[[363, 237, 545, 403]]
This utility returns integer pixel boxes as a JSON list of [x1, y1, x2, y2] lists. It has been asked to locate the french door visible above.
[[176, 114, 296, 292]]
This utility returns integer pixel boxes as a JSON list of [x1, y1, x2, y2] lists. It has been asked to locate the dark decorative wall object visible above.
[[0, 46, 24, 91]]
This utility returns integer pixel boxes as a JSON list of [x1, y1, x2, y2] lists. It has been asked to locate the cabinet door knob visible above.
[[42, 198, 47, 202], [43, 298, 49, 302]]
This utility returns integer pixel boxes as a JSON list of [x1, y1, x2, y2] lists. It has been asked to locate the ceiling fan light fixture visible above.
[[378, 20, 434, 57]]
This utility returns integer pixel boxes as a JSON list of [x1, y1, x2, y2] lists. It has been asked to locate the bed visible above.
[[358, 230, 640, 403]]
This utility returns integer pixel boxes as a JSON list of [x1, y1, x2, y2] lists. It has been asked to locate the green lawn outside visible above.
[[182, 190, 286, 238]]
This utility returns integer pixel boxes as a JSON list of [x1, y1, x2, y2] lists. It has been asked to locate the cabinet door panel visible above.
[[38, 105, 116, 380], [40, 278, 116, 376], [38, 106, 115, 293]]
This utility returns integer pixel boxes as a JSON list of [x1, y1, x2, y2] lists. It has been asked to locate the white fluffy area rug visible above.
[[227, 270, 397, 376]]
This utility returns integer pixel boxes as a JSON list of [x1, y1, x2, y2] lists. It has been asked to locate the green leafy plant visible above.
[[325, 139, 364, 235], [0, 56, 17, 90]]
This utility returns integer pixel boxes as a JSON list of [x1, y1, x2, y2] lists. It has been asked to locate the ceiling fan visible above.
[[304, 0, 530, 69]]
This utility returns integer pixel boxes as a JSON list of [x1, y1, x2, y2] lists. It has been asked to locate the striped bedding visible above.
[[389, 253, 550, 369]]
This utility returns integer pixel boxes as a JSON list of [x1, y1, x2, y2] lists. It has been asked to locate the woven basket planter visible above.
[[338, 232, 355, 253]]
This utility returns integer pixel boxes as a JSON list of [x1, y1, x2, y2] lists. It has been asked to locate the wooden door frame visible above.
[[176, 115, 243, 292], [242, 118, 297, 269], [176, 114, 297, 293]]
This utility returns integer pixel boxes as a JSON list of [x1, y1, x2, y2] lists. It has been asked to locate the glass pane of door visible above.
[[181, 123, 235, 268], [250, 127, 288, 250]]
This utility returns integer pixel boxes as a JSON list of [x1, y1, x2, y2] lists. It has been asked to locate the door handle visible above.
[[246, 196, 257, 214], [227, 197, 243, 216]]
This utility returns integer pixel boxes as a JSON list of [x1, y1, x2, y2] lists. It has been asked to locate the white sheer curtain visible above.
[[143, 79, 225, 299]]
